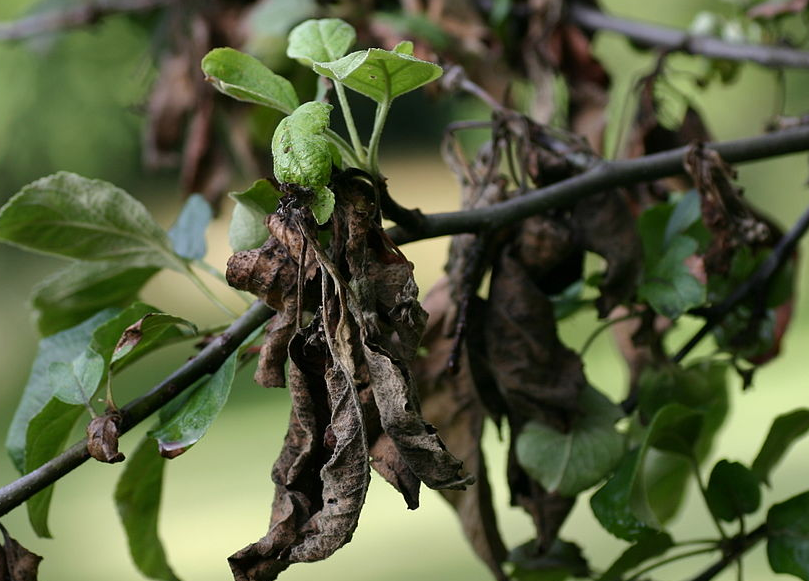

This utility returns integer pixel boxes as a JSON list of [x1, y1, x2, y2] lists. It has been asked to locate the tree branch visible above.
[[673, 197, 809, 363], [387, 125, 809, 244], [0, 0, 176, 42], [687, 524, 768, 581], [566, 1, 809, 69], [0, 300, 273, 518]]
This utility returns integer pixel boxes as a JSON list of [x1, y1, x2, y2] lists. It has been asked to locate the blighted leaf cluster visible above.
[[225, 172, 471, 580]]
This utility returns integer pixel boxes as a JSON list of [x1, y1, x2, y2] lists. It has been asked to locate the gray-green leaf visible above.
[[202, 47, 299, 114], [115, 437, 181, 581], [6, 309, 118, 473], [516, 386, 624, 497], [287, 18, 356, 66], [768, 491, 809, 580], [25, 399, 85, 537], [50, 349, 105, 406], [597, 531, 673, 581], [313, 48, 443, 104], [149, 327, 259, 457], [752, 409, 809, 485], [0, 172, 185, 271], [168, 194, 212, 260], [31, 260, 158, 337], [272, 101, 334, 188]]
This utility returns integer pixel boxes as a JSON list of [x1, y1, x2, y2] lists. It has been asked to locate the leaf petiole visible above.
[[367, 97, 392, 174], [184, 266, 239, 319], [333, 82, 366, 165]]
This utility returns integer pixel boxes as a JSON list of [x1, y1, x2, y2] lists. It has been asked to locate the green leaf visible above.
[[591, 448, 658, 541], [50, 349, 105, 406], [664, 190, 702, 246], [768, 490, 809, 580], [550, 280, 590, 321], [228, 203, 268, 251], [89, 302, 159, 364], [311, 185, 335, 225], [752, 409, 809, 485], [31, 260, 158, 337], [705, 460, 760, 522], [517, 387, 624, 497], [0, 172, 184, 271], [638, 234, 705, 319], [167, 194, 212, 260], [272, 101, 334, 188], [508, 539, 589, 581], [25, 399, 85, 537], [148, 326, 258, 457], [111, 313, 197, 369], [227, 179, 281, 251], [641, 451, 691, 524], [229, 179, 282, 215], [115, 437, 181, 581], [201, 47, 299, 114], [393, 40, 415, 55], [596, 531, 673, 581], [645, 403, 703, 457], [287, 18, 356, 66], [313, 48, 443, 104], [6, 309, 118, 473]]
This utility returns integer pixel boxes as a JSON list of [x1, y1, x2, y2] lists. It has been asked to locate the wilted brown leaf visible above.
[[0, 524, 41, 581], [415, 277, 508, 580], [486, 254, 585, 422], [573, 189, 643, 317]]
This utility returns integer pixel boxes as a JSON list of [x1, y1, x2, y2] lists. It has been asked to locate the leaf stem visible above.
[[193, 259, 253, 306], [690, 456, 729, 541], [626, 547, 719, 581], [580, 312, 638, 356], [333, 82, 366, 166], [184, 267, 238, 318], [368, 98, 392, 175], [325, 128, 361, 168]]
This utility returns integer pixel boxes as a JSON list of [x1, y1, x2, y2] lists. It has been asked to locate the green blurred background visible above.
[[1, 1, 809, 580]]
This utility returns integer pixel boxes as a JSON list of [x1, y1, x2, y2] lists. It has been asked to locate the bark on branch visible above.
[[0, 0, 176, 42], [566, 1, 809, 69], [387, 125, 809, 244], [0, 300, 273, 518]]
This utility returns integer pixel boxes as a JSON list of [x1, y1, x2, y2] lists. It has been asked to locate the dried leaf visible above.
[[0, 523, 42, 581], [573, 190, 643, 317], [369, 433, 420, 510], [486, 254, 586, 421], [366, 345, 473, 490], [415, 278, 508, 579], [86, 413, 125, 464]]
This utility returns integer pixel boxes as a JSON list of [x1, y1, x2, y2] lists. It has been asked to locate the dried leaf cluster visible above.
[[226, 175, 472, 580]]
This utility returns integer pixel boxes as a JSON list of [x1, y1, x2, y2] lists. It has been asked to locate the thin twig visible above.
[[566, 1, 809, 69], [0, 300, 273, 518], [387, 125, 809, 244], [673, 199, 809, 363], [0, 0, 176, 42], [687, 524, 768, 581]]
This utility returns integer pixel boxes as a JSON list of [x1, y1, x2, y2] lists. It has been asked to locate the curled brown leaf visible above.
[[86, 413, 125, 464]]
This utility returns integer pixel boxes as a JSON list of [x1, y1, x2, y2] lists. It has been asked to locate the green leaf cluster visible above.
[[201, 18, 444, 224]]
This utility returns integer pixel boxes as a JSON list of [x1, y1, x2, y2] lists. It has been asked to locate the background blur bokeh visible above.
[[1, 1, 809, 580]]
